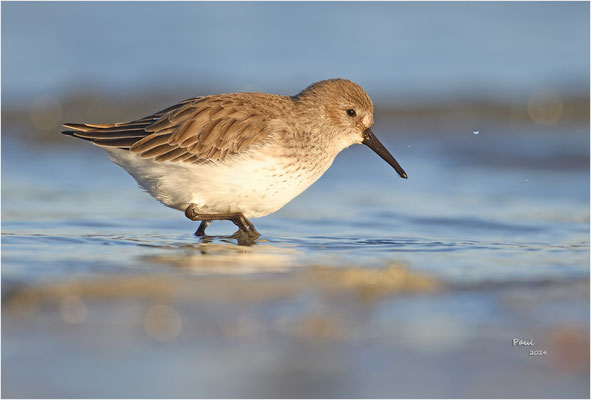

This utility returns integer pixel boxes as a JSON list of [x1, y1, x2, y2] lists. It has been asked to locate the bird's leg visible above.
[[185, 205, 260, 237], [195, 220, 211, 236], [229, 213, 260, 236]]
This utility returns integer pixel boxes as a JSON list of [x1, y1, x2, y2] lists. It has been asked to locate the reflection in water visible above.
[[139, 238, 301, 273], [199, 232, 261, 247]]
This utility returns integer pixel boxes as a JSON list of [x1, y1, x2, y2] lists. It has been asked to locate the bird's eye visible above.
[[346, 109, 356, 117]]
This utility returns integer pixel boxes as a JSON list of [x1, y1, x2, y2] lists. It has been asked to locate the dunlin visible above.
[[62, 79, 407, 237]]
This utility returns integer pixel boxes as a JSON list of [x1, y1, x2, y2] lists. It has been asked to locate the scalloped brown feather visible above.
[[62, 92, 292, 163]]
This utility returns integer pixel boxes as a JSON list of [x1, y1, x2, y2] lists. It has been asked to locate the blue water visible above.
[[3, 123, 588, 281]]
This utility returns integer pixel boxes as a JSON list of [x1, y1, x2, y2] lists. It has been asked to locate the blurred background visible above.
[[2, 2, 589, 398]]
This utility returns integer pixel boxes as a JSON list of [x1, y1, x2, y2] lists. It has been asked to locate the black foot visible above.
[[194, 220, 211, 236], [229, 214, 260, 237]]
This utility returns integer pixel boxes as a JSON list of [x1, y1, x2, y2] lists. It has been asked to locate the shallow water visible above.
[[2, 124, 589, 397]]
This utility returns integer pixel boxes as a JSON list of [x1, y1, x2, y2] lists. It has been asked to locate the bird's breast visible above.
[[218, 145, 336, 218]]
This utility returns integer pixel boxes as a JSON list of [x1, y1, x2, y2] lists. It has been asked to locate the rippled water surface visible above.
[[2, 122, 589, 397]]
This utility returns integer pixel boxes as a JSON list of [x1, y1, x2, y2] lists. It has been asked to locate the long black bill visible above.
[[362, 128, 408, 179]]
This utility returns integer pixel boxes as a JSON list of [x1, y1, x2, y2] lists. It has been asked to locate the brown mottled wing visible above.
[[62, 93, 286, 163]]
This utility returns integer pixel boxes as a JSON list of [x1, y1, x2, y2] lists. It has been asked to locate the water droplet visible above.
[[525, 178, 528, 182], [472, 130, 479, 135], [407, 145, 411, 148]]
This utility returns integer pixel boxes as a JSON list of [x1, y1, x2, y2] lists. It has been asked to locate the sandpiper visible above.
[[62, 79, 407, 237]]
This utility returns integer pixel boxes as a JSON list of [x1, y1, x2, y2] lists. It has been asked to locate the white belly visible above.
[[105, 147, 334, 219]]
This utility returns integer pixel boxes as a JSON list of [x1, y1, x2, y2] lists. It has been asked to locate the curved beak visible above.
[[362, 128, 407, 179]]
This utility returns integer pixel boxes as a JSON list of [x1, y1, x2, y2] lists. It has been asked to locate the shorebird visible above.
[[62, 78, 407, 237]]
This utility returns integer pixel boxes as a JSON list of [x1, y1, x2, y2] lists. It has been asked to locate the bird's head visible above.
[[295, 78, 407, 179]]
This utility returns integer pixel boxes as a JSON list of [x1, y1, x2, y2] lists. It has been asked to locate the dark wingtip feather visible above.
[[60, 121, 150, 150]]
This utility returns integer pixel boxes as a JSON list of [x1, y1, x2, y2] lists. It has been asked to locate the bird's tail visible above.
[[61, 121, 151, 149]]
